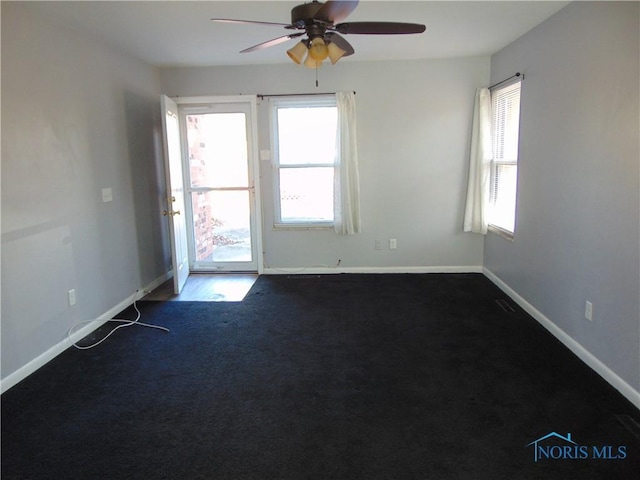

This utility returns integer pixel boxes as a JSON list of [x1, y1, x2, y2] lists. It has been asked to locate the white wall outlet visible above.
[[585, 300, 593, 321], [102, 188, 113, 203], [375, 240, 382, 250], [389, 238, 397, 250], [68, 289, 77, 307]]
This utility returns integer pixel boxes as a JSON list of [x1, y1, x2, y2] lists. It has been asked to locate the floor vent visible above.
[[495, 299, 516, 313], [615, 414, 640, 441]]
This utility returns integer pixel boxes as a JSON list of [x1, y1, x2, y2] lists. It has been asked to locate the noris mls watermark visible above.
[[526, 432, 628, 462]]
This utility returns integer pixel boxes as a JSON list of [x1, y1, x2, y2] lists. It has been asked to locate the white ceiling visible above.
[[24, 1, 570, 68]]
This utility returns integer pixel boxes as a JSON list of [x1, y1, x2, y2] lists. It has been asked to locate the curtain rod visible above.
[[489, 72, 522, 90], [257, 91, 356, 99]]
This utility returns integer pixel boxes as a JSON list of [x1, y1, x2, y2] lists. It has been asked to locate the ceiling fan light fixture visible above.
[[286, 41, 308, 65], [308, 37, 329, 62], [327, 41, 346, 65], [304, 53, 323, 69]]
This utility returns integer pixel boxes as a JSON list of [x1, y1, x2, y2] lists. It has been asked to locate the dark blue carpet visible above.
[[2, 274, 638, 479]]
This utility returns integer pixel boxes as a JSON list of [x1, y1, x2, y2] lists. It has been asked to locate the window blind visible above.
[[492, 81, 521, 163]]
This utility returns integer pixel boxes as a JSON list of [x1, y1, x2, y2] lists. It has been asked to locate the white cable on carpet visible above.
[[67, 292, 169, 350]]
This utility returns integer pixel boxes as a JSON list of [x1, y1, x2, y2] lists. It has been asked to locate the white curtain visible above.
[[463, 87, 492, 234], [334, 91, 361, 235]]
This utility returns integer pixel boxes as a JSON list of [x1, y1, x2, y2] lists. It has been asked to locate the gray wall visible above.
[[160, 57, 489, 271], [485, 2, 640, 392], [1, 3, 170, 380]]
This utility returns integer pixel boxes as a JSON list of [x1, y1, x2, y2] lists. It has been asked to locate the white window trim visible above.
[[269, 95, 337, 229], [488, 224, 515, 241]]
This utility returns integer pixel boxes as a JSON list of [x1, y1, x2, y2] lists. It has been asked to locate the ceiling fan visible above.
[[211, 0, 426, 68]]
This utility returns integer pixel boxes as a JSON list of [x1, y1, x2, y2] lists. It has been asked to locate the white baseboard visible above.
[[1, 273, 170, 394], [263, 265, 484, 275], [483, 267, 640, 410], [11, 267, 635, 412]]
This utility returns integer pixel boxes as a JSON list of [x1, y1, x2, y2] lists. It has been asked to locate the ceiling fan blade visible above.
[[211, 18, 292, 28], [240, 33, 304, 53], [314, 0, 359, 24], [335, 22, 426, 35], [326, 32, 355, 56]]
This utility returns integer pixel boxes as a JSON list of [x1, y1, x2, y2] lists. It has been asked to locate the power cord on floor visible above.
[[67, 292, 169, 350]]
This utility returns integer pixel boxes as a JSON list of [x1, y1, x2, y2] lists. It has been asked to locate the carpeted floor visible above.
[[2, 274, 639, 479]]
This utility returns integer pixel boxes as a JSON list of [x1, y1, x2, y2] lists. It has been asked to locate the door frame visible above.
[[173, 95, 263, 274]]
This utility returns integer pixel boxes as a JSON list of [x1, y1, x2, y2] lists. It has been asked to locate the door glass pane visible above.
[[191, 190, 252, 262], [279, 167, 334, 222], [186, 113, 248, 188]]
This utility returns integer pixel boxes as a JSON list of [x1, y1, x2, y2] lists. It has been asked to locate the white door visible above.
[[160, 95, 189, 293], [178, 99, 260, 272]]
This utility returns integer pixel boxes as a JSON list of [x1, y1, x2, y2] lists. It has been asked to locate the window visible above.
[[489, 80, 521, 236], [271, 96, 337, 227]]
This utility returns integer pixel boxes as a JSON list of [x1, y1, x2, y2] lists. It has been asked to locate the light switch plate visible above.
[[102, 188, 113, 202], [259, 150, 271, 161]]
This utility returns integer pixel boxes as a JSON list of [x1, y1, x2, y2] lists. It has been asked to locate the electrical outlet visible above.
[[389, 238, 397, 250], [585, 301, 593, 321], [375, 240, 382, 250], [68, 289, 77, 307]]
